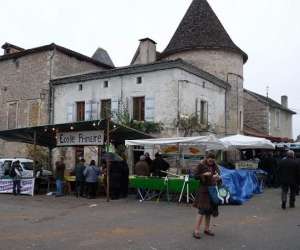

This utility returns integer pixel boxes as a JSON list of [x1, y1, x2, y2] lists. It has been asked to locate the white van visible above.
[[0, 158, 34, 178], [0, 158, 52, 178]]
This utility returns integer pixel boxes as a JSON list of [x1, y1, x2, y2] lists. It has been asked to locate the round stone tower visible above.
[[160, 0, 248, 135]]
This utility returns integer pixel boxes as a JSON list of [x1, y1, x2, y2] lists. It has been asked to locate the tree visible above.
[[174, 113, 211, 137], [115, 100, 164, 134], [24, 144, 49, 169]]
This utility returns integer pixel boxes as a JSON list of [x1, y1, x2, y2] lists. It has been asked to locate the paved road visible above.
[[0, 189, 299, 250]]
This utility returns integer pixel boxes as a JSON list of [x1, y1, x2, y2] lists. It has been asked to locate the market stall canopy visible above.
[[220, 134, 275, 150], [125, 135, 227, 150], [0, 120, 153, 148]]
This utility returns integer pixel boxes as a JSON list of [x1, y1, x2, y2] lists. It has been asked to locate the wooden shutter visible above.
[[145, 96, 155, 122]]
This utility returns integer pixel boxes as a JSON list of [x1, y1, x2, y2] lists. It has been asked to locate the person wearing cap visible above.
[[278, 150, 299, 209], [193, 152, 221, 239], [151, 152, 170, 177]]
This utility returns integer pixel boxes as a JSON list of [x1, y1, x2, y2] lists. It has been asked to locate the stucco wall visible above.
[[164, 49, 244, 135], [269, 107, 293, 138], [54, 68, 226, 133], [53, 67, 226, 168]]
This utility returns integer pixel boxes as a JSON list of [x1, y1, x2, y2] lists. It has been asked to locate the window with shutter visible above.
[[76, 102, 85, 121], [133, 97, 145, 121], [200, 100, 208, 125], [101, 99, 111, 119]]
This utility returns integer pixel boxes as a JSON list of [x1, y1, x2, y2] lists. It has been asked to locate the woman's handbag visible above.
[[208, 185, 230, 205]]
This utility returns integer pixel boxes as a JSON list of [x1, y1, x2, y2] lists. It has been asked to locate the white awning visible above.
[[125, 135, 227, 150], [220, 134, 275, 150]]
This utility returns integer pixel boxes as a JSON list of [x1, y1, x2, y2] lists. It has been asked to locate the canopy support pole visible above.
[[106, 119, 110, 202], [33, 129, 37, 172]]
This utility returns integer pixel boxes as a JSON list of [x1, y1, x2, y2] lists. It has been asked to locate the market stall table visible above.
[[129, 176, 200, 203]]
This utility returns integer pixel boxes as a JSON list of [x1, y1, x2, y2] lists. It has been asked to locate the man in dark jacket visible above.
[[11, 161, 23, 195], [278, 150, 299, 209], [135, 155, 150, 177], [74, 159, 86, 197], [144, 153, 153, 174], [151, 153, 170, 177]]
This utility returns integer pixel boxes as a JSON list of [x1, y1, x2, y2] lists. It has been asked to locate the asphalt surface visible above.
[[0, 189, 299, 250]]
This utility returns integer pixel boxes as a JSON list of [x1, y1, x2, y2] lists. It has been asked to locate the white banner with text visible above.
[[0, 178, 35, 196]]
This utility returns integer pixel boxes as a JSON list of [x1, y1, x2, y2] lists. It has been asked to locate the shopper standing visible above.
[[55, 158, 66, 197], [278, 150, 299, 209], [151, 153, 170, 177], [74, 159, 86, 197], [193, 153, 220, 239], [84, 160, 100, 199], [11, 161, 23, 195]]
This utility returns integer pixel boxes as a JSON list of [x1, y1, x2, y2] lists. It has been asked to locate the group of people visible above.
[[55, 158, 101, 199], [134, 152, 170, 177], [191, 149, 300, 240], [54, 156, 129, 200]]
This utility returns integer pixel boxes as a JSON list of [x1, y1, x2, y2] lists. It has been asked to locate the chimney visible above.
[[131, 38, 157, 65], [281, 95, 288, 108], [2, 43, 25, 55]]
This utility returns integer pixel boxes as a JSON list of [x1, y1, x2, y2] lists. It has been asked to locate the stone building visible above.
[[52, 59, 229, 167], [0, 42, 114, 157], [160, 0, 248, 135], [244, 89, 295, 140]]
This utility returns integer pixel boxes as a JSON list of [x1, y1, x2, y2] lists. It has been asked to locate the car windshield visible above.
[[22, 162, 33, 170]]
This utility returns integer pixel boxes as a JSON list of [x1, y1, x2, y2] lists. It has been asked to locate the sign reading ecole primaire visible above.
[[57, 130, 104, 146]]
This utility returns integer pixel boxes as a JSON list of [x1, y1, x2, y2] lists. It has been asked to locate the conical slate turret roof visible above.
[[92, 47, 115, 67], [161, 0, 248, 62]]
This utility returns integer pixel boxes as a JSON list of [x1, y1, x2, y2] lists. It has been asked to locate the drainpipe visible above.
[[224, 87, 228, 135], [48, 49, 55, 124]]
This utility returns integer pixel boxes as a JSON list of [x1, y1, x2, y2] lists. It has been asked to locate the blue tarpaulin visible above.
[[220, 167, 265, 205]]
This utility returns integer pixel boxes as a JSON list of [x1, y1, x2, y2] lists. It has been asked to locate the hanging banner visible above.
[[0, 178, 35, 196], [57, 130, 104, 146]]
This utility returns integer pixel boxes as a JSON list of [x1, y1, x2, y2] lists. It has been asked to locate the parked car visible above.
[[0, 158, 52, 178]]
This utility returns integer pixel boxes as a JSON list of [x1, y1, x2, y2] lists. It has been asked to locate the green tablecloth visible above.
[[129, 176, 200, 193]]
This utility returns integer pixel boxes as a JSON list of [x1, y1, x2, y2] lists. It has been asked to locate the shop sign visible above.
[[57, 130, 104, 146]]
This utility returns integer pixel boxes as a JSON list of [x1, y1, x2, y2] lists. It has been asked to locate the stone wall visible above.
[[243, 91, 269, 134], [0, 49, 106, 159]]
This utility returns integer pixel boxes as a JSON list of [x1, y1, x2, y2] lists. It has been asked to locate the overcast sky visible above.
[[1, 0, 300, 138]]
